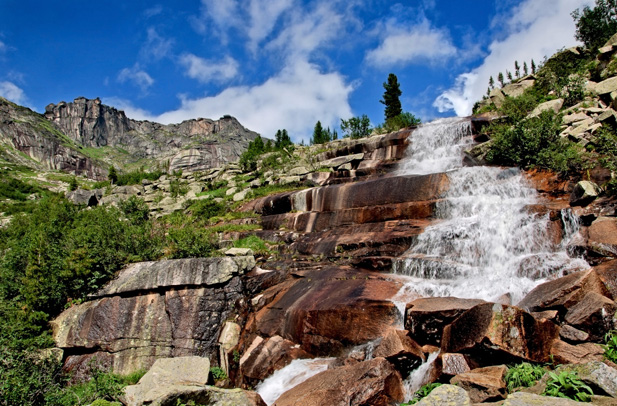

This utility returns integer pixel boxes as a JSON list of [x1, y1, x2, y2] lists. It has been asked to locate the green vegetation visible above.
[[401, 382, 442, 405], [505, 362, 547, 392], [310, 120, 337, 145], [209, 366, 227, 381], [341, 115, 372, 139], [233, 235, 272, 256], [381, 73, 403, 121], [542, 370, 594, 402], [572, 0, 617, 51], [603, 330, 617, 362]]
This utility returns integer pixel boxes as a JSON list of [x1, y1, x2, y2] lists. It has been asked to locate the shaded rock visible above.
[[518, 269, 608, 312], [587, 217, 617, 256], [528, 99, 564, 118], [405, 297, 486, 346], [563, 112, 590, 125], [559, 324, 590, 343], [502, 391, 581, 405], [595, 260, 617, 299], [596, 76, 617, 95], [441, 303, 559, 364], [550, 340, 604, 364], [502, 80, 534, 98], [272, 357, 404, 406], [450, 365, 507, 403], [218, 321, 240, 376], [555, 361, 617, 398], [319, 153, 364, 169], [489, 88, 506, 108], [373, 329, 425, 377], [440, 353, 471, 377], [123, 357, 210, 406], [91, 257, 255, 297], [570, 180, 602, 206], [67, 188, 103, 206], [564, 291, 617, 341], [250, 267, 400, 356], [240, 335, 310, 382], [415, 384, 471, 406], [288, 166, 309, 176]]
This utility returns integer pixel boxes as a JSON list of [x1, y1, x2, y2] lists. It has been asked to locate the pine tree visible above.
[[311, 121, 325, 145], [531, 59, 536, 74], [523, 61, 528, 76], [380, 73, 403, 121], [498, 72, 505, 87], [108, 165, 118, 184], [507, 70, 513, 81], [514, 61, 520, 78], [489, 76, 495, 89]]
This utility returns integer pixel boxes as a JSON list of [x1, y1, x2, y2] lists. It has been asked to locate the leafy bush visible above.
[[341, 115, 372, 139], [542, 370, 593, 402], [572, 0, 617, 51], [402, 382, 442, 405], [187, 199, 226, 219], [233, 235, 271, 256], [165, 226, 217, 259], [603, 330, 617, 362], [209, 366, 227, 381], [595, 127, 617, 195], [375, 112, 421, 134], [505, 362, 547, 392]]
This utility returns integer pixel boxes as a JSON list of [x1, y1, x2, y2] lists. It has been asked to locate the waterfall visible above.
[[393, 118, 588, 304]]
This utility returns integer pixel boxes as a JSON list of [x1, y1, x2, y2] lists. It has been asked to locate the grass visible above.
[[505, 362, 547, 392], [233, 235, 272, 256]]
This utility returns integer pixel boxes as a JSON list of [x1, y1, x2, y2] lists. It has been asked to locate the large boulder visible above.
[[518, 269, 609, 312], [587, 217, 617, 257], [373, 329, 425, 377], [239, 335, 310, 383], [405, 297, 486, 346], [248, 267, 400, 355], [271, 357, 404, 406], [441, 303, 559, 364], [570, 180, 602, 207], [564, 291, 617, 341], [552, 361, 617, 398], [415, 384, 471, 405], [52, 258, 253, 375], [528, 99, 564, 118], [450, 365, 507, 403], [502, 391, 581, 405], [550, 340, 604, 364]]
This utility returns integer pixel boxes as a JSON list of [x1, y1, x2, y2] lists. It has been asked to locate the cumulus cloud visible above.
[[247, 0, 293, 53], [180, 54, 239, 84], [434, 0, 594, 116], [366, 19, 458, 66], [153, 60, 353, 142], [192, 0, 241, 40], [117, 64, 154, 92], [0, 81, 27, 105]]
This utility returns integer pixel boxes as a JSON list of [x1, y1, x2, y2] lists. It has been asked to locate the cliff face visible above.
[[44, 97, 259, 173], [0, 97, 104, 178]]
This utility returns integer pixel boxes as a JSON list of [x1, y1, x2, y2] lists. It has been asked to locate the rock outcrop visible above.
[[44, 97, 259, 173], [52, 257, 255, 376]]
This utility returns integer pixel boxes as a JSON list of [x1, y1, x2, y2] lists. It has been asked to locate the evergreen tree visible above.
[[380, 73, 403, 121], [531, 59, 537, 74], [572, 0, 617, 51], [489, 76, 495, 89], [514, 61, 520, 78], [311, 121, 326, 145], [498, 72, 505, 87], [108, 166, 118, 184], [275, 129, 292, 150], [523, 61, 529, 76], [507, 70, 513, 81], [332, 129, 338, 140]]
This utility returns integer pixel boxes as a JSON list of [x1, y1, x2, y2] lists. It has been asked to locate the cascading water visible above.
[[393, 117, 588, 304]]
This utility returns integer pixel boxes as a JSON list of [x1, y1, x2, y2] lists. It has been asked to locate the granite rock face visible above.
[[52, 257, 255, 376], [44, 97, 259, 173]]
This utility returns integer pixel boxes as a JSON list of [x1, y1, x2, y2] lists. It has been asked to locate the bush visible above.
[[603, 330, 617, 362], [233, 235, 271, 256], [187, 199, 226, 220], [209, 366, 227, 381], [572, 0, 617, 51], [505, 362, 547, 392], [542, 370, 593, 402]]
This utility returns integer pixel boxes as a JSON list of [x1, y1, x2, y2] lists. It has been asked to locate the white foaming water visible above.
[[256, 358, 334, 405], [403, 350, 440, 402], [393, 118, 588, 304]]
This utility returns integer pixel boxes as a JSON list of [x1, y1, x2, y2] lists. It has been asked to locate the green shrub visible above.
[[233, 235, 271, 256], [505, 362, 547, 392], [165, 226, 217, 259], [209, 366, 227, 381], [402, 382, 442, 405], [603, 330, 617, 363], [187, 199, 226, 220], [542, 371, 593, 402]]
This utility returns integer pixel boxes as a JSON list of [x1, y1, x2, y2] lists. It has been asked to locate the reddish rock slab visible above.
[[450, 365, 507, 403], [564, 291, 617, 341], [517, 269, 608, 312], [595, 259, 617, 299], [272, 357, 404, 406], [550, 340, 604, 364], [373, 329, 425, 378], [240, 335, 310, 382], [587, 217, 617, 256], [405, 297, 486, 346], [250, 267, 401, 356], [559, 324, 590, 343], [440, 353, 472, 377], [441, 303, 559, 364]]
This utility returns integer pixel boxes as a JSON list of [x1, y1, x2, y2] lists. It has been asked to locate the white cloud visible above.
[[0, 40, 6, 53], [102, 97, 157, 121], [192, 0, 241, 40], [247, 0, 293, 53], [117, 64, 154, 92], [141, 27, 173, 60], [366, 19, 457, 67], [434, 0, 594, 116], [0, 81, 27, 105], [152, 60, 353, 143], [180, 54, 239, 84], [144, 5, 163, 18]]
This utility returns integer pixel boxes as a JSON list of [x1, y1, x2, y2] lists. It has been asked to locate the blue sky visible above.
[[0, 0, 593, 143]]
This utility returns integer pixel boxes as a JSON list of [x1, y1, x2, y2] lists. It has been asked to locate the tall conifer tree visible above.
[[380, 73, 402, 121]]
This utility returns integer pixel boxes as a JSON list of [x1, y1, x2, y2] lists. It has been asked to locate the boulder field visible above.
[[51, 120, 617, 405]]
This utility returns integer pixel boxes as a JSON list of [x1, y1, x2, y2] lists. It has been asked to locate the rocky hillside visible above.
[[0, 96, 259, 179]]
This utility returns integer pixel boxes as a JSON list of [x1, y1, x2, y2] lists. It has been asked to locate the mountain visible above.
[[0, 96, 259, 179]]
